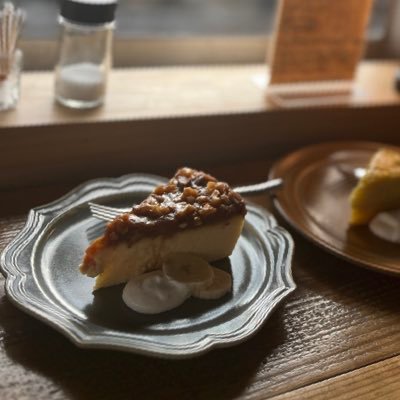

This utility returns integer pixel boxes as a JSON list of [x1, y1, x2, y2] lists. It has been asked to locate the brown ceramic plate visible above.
[[270, 141, 400, 276]]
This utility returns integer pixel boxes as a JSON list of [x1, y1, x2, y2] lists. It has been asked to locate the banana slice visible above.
[[163, 253, 214, 289], [192, 267, 232, 300], [122, 270, 191, 314]]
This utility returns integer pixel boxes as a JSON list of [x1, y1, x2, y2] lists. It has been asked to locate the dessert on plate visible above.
[[80, 167, 246, 291], [349, 148, 400, 225]]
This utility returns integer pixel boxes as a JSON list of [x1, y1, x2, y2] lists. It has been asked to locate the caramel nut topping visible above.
[[182, 187, 199, 199], [207, 181, 217, 193], [196, 195, 208, 204], [176, 204, 196, 218], [103, 167, 246, 245], [200, 203, 217, 216]]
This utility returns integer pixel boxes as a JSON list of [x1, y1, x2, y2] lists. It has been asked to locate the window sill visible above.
[[1, 61, 400, 189], [2, 61, 400, 128]]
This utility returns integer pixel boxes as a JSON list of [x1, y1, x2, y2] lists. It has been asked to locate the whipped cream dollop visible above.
[[369, 209, 400, 243], [122, 270, 191, 314], [122, 253, 232, 314]]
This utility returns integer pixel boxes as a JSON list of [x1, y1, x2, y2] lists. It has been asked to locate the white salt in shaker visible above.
[[55, 0, 117, 109]]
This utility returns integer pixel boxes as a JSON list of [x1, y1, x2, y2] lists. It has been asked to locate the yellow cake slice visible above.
[[80, 168, 246, 290], [349, 148, 400, 225]]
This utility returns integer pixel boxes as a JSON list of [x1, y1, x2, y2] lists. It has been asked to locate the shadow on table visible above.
[[0, 292, 288, 400]]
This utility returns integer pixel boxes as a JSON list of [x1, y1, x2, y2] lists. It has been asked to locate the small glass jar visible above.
[[0, 49, 23, 111], [55, 0, 117, 109]]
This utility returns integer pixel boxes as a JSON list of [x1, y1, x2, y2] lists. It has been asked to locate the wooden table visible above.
[[0, 159, 399, 400]]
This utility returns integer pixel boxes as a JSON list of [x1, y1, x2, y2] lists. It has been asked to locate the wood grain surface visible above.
[[1, 62, 400, 129], [271, 355, 400, 400], [0, 160, 399, 400]]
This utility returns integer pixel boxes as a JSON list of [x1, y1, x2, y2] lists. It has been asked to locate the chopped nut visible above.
[[164, 184, 177, 193], [182, 186, 198, 198], [177, 175, 190, 187], [232, 192, 243, 204], [211, 189, 220, 198], [179, 168, 193, 177], [153, 205, 171, 216], [221, 194, 230, 204], [134, 202, 170, 218], [154, 183, 177, 195], [200, 203, 216, 216], [207, 181, 217, 193], [216, 182, 228, 193], [196, 195, 208, 204], [176, 204, 196, 218], [154, 185, 164, 195], [134, 203, 154, 215], [210, 196, 221, 207]]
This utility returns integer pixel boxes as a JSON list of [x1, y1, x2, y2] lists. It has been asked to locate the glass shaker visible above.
[[55, 0, 117, 109], [0, 49, 23, 111]]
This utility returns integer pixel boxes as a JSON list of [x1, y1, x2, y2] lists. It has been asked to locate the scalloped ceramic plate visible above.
[[1, 174, 295, 359]]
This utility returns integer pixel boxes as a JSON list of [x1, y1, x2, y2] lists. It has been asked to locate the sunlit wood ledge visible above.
[[0, 61, 400, 189], [1, 61, 400, 128]]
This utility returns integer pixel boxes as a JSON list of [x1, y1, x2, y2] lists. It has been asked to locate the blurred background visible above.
[[13, 0, 397, 69]]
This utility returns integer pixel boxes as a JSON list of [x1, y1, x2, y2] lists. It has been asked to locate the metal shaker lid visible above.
[[60, 0, 117, 25]]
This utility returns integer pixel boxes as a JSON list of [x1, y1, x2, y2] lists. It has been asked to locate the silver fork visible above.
[[89, 178, 283, 222]]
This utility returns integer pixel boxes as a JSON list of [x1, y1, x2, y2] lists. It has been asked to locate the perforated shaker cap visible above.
[[61, 0, 117, 25]]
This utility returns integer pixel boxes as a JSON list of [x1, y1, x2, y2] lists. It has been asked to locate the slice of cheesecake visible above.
[[80, 168, 246, 290], [350, 148, 400, 225]]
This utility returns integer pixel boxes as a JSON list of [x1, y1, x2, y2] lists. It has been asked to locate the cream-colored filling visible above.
[[85, 215, 244, 291]]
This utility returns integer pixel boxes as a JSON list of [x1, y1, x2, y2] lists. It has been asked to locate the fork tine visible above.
[[89, 203, 120, 221], [88, 202, 126, 214], [91, 210, 116, 222], [91, 214, 112, 222], [88, 202, 132, 222], [91, 208, 119, 219]]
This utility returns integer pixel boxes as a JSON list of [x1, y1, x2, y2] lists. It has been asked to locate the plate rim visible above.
[[0, 173, 296, 359], [269, 141, 400, 276]]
